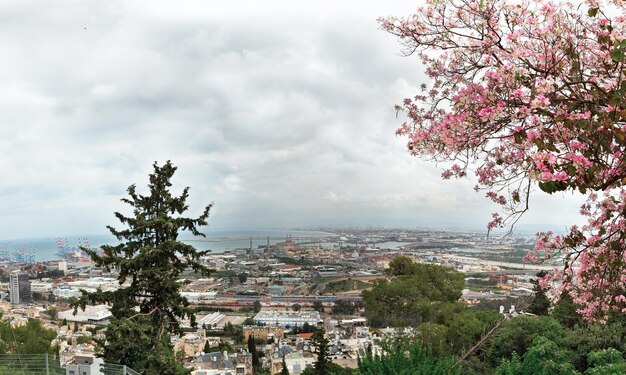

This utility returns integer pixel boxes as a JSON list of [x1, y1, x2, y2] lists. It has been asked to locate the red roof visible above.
[[298, 333, 314, 339]]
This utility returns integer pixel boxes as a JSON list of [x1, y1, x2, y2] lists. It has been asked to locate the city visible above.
[[2, 0, 626, 374], [0, 227, 555, 374]]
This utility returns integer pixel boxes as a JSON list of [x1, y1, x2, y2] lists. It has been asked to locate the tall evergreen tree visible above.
[[248, 335, 260, 373], [280, 354, 289, 375], [528, 271, 551, 316], [552, 291, 582, 329], [312, 329, 332, 375], [72, 161, 212, 375]]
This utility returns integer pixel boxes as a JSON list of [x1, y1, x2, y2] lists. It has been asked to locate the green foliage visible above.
[[495, 336, 580, 375], [487, 316, 566, 367], [248, 335, 260, 373], [76, 335, 94, 345], [416, 323, 447, 356], [552, 291, 583, 329], [585, 348, 626, 375], [312, 329, 332, 375], [358, 339, 461, 375], [527, 272, 550, 316], [363, 256, 464, 327], [312, 301, 324, 312], [324, 279, 371, 293], [72, 161, 211, 375], [415, 309, 501, 357], [46, 307, 58, 320], [0, 319, 58, 355], [331, 300, 361, 315], [254, 300, 263, 313], [280, 355, 289, 375], [563, 320, 626, 372]]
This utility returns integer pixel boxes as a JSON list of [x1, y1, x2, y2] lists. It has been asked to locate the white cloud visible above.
[[0, 0, 584, 238]]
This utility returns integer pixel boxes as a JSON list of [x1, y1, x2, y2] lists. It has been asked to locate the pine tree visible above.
[[312, 329, 332, 375], [551, 291, 582, 329], [248, 335, 260, 374], [280, 354, 289, 375], [72, 161, 212, 375], [528, 271, 551, 316]]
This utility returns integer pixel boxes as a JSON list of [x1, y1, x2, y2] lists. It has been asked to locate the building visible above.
[[65, 353, 104, 375], [242, 326, 284, 343], [254, 311, 321, 328], [10, 272, 31, 305], [58, 305, 111, 323]]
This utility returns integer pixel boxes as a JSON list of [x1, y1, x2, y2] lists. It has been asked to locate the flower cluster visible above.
[[381, 0, 626, 320]]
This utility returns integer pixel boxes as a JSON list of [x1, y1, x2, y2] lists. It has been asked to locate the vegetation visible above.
[[358, 340, 460, 375], [72, 161, 212, 375], [312, 300, 324, 312], [311, 329, 332, 375], [527, 272, 550, 316], [331, 300, 362, 316], [0, 319, 58, 355], [248, 335, 261, 374], [382, 0, 626, 320], [324, 279, 371, 293], [253, 300, 262, 313], [362, 256, 464, 327]]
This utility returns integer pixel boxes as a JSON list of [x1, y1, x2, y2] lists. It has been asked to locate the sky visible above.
[[0, 0, 586, 239]]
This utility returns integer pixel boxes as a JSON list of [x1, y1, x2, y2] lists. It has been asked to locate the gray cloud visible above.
[[0, 0, 585, 238]]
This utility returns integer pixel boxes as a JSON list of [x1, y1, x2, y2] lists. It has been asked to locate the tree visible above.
[[253, 300, 262, 313], [248, 335, 260, 374], [380, 0, 626, 320], [238, 273, 248, 284], [487, 316, 566, 367], [72, 161, 212, 375], [311, 329, 332, 375], [358, 339, 460, 375], [552, 291, 583, 329], [331, 300, 359, 316], [586, 348, 626, 375], [292, 303, 302, 312], [528, 271, 551, 316], [312, 301, 324, 312], [280, 355, 290, 375], [0, 319, 58, 355], [362, 257, 464, 327], [46, 307, 58, 320], [496, 336, 580, 375], [563, 319, 626, 372]]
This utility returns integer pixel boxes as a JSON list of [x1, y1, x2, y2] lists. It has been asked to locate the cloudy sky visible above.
[[0, 0, 585, 238]]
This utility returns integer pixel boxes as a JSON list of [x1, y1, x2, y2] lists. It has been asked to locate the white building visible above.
[[254, 311, 321, 328], [58, 305, 111, 323], [197, 312, 225, 327], [65, 353, 104, 375]]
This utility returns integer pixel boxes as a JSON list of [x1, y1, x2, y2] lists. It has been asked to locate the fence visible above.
[[0, 354, 142, 375], [0, 353, 65, 375], [101, 363, 141, 375]]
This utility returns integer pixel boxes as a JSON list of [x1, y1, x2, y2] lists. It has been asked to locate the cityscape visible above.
[[2, 0, 626, 374], [0, 227, 550, 374]]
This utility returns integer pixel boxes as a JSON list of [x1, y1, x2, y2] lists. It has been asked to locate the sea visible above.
[[0, 229, 338, 262]]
